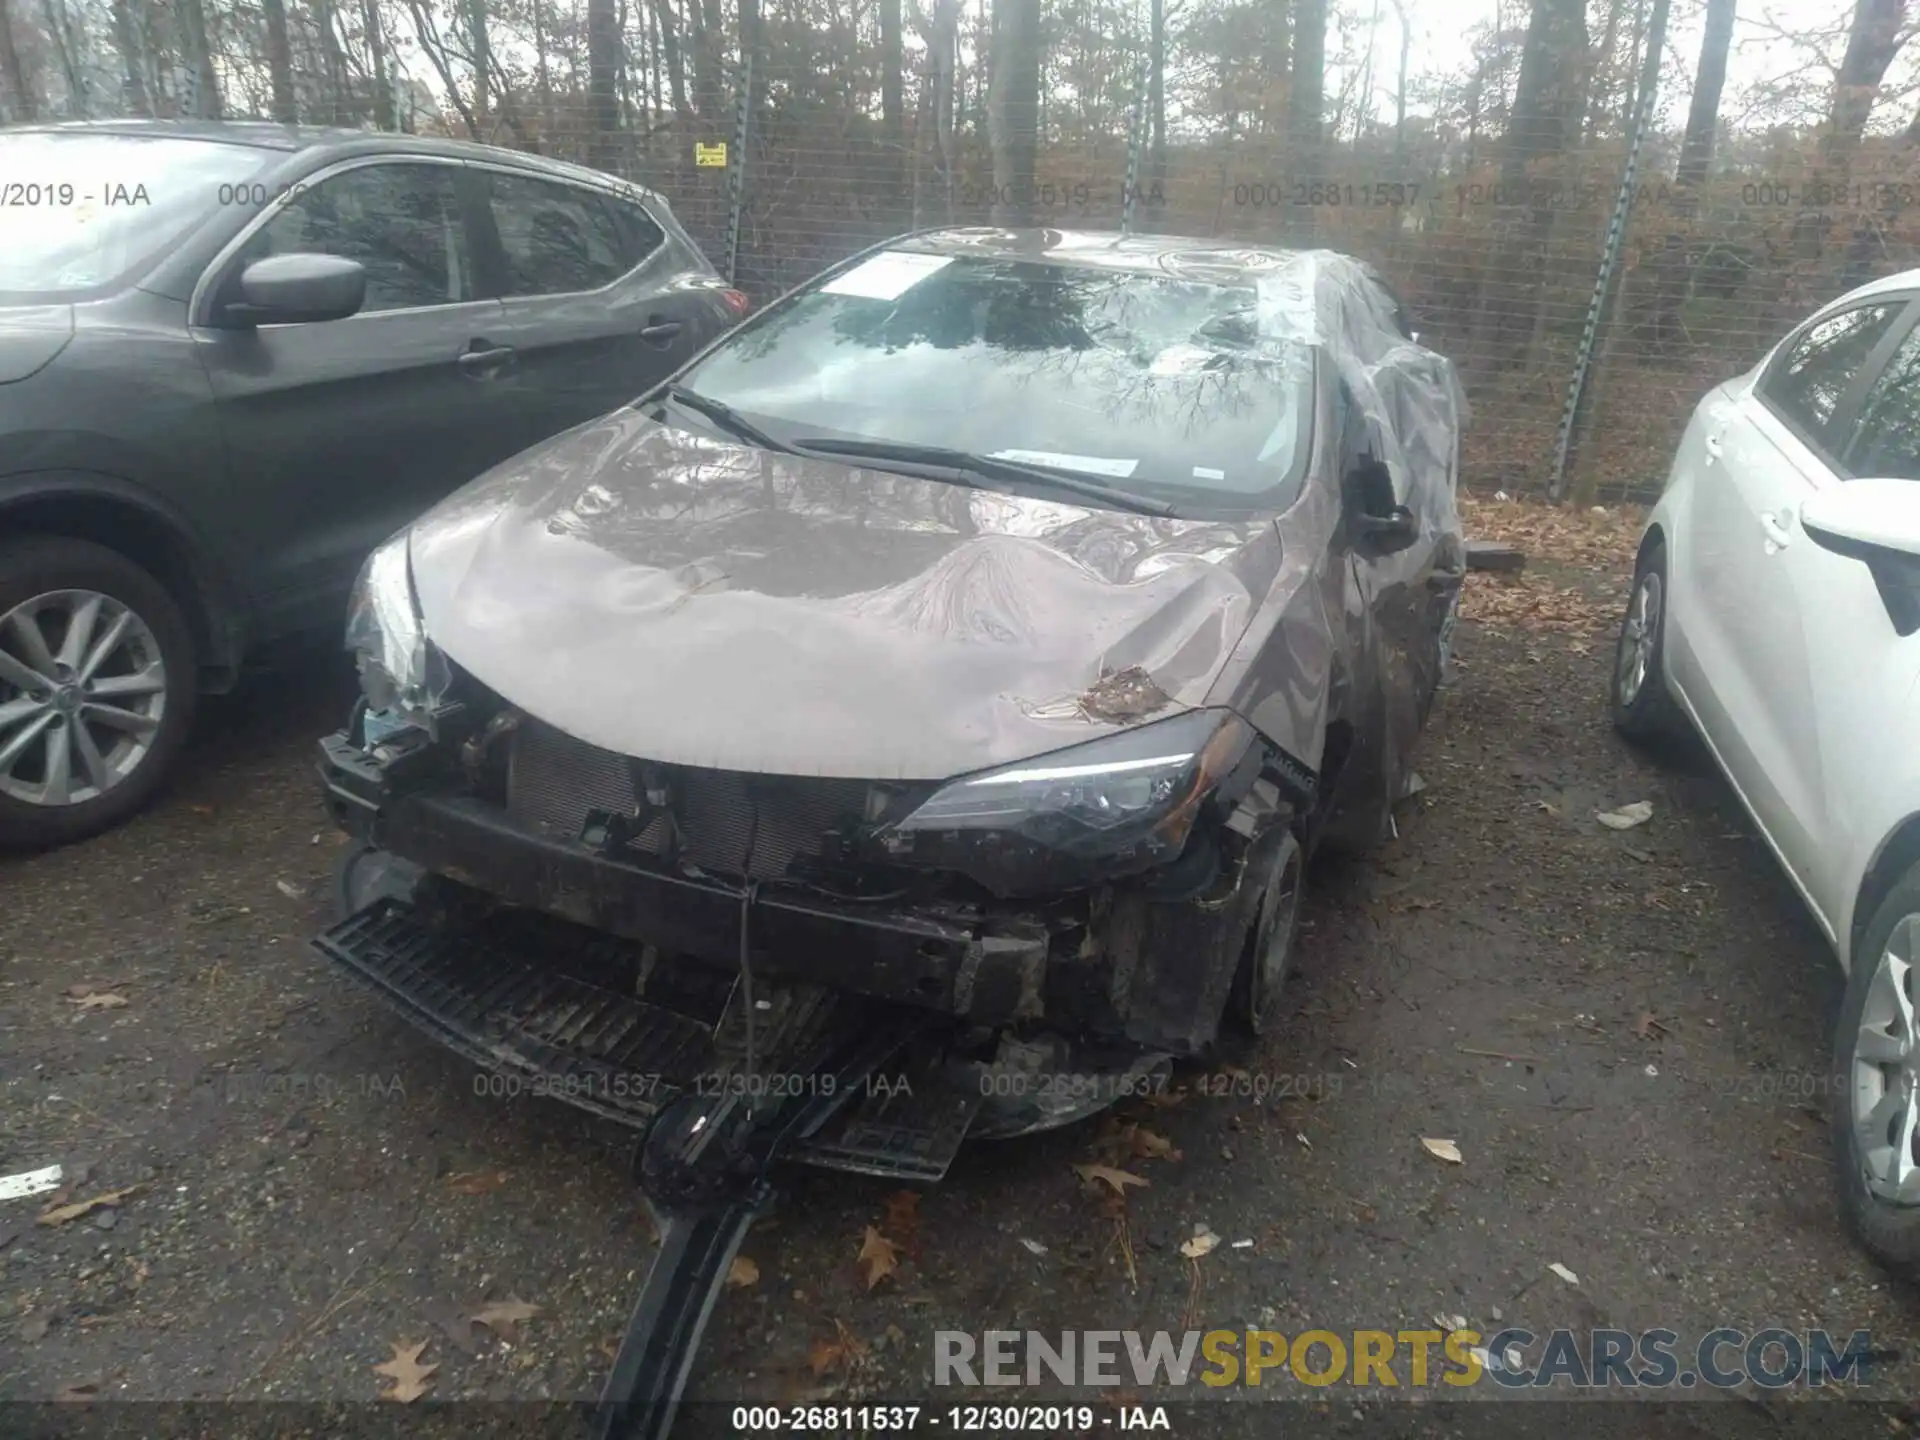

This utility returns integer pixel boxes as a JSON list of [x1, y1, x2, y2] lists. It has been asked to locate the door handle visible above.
[[457, 342, 516, 376], [1760, 512, 1793, 550], [1703, 431, 1724, 464], [639, 317, 684, 346]]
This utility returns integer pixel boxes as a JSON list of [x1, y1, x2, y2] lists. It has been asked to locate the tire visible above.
[[1611, 540, 1684, 743], [1227, 829, 1306, 1038], [0, 537, 199, 851], [1831, 863, 1920, 1275]]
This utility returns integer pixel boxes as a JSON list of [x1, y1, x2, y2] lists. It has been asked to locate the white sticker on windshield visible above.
[[1149, 343, 1219, 377], [821, 251, 956, 301], [1192, 466, 1226, 481], [990, 449, 1140, 479]]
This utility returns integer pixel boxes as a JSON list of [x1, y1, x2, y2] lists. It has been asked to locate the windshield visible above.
[[671, 251, 1317, 513], [0, 133, 278, 300]]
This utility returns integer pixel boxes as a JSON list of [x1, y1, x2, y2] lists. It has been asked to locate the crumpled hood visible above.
[[409, 410, 1285, 779], [0, 305, 75, 385]]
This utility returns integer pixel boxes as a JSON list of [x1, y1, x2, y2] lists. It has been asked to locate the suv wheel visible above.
[[1228, 829, 1306, 1037], [1833, 863, 1920, 1274], [1611, 540, 1683, 743], [0, 537, 198, 850]]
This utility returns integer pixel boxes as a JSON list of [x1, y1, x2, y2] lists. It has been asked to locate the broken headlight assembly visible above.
[[871, 708, 1257, 897], [344, 531, 451, 741]]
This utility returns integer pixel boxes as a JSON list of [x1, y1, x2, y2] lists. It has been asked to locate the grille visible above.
[[505, 719, 873, 881]]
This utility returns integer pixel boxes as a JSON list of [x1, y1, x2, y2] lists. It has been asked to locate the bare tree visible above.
[[1502, 0, 1587, 189], [880, 0, 907, 224], [40, 0, 88, 116], [1287, 0, 1325, 150], [263, 0, 298, 121], [366, 0, 395, 128], [1826, 0, 1908, 159], [108, 0, 150, 115], [178, 0, 223, 116], [588, 0, 622, 169], [0, 0, 35, 121], [1676, 0, 1736, 187], [987, 0, 1040, 224]]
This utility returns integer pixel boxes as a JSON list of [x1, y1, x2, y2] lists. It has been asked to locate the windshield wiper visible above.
[[787, 438, 1176, 518], [659, 384, 794, 454]]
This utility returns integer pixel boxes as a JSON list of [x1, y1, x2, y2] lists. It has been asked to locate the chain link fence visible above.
[[6, 0, 1919, 505]]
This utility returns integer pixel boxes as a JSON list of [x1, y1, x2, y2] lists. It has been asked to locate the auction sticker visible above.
[[822, 250, 956, 301]]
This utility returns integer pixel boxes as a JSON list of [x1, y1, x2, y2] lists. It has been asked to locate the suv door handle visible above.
[[457, 341, 516, 376], [639, 317, 684, 346], [1760, 512, 1793, 550], [1704, 431, 1724, 464]]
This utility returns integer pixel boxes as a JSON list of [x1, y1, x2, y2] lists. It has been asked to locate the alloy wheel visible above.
[[1245, 840, 1304, 1034], [0, 588, 168, 808], [1852, 915, 1920, 1205], [1616, 569, 1662, 707]]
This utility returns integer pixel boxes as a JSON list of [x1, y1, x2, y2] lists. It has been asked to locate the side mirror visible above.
[[221, 253, 367, 327], [1802, 479, 1920, 637], [1345, 455, 1420, 557]]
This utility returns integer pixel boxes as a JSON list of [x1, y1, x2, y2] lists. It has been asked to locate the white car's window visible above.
[[1848, 324, 1920, 481], [1761, 302, 1902, 455]]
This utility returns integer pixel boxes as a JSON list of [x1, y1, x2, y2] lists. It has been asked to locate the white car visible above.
[[1613, 269, 1920, 1270]]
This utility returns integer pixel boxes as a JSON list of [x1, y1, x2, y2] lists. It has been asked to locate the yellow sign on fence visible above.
[[694, 142, 728, 168]]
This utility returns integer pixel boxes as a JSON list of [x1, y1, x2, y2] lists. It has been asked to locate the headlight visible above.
[[872, 709, 1256, 896], [344, 532, 450, 736]]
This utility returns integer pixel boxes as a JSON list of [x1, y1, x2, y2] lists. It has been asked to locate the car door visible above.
[[192, 156, 516, 635], [1755, 315, 1920, 930], [1682, 296, 1914, 908], [467, 166, 717, 455]]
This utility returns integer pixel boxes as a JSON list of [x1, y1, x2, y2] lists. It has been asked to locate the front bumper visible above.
[[318, 729, 1269, 1054]]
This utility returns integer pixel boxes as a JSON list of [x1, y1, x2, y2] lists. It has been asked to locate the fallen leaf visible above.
[[66, 992, 128, 1011], [372, 1339, 437, 1403], [444, 1169, 510, 1196], [1420, 1138, 1463, 1165], [55, 1381, 102, 1402], [1597, 801, 1654, 831], [38, 1186, 139, 1227], [275, 879, 303, 899], [1180, 1231, 1220, 1259], [727, 1256, 760, 1288], [1634, 1012, 1668, 1040], [808, 1319, 868, 1376], [1073, 1163, 1150, 1196], [1128, 1127, 1178, 1161], [857, 1226, 899, 1290], [471, 1299, 541, 1340], [1548, 1262, 1580, 1286]]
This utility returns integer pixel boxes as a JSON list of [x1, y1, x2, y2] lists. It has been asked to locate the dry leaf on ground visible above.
[[1597, 801, 1654, 830], [727, 1256, 760, 1288], [38, 1186, 139, 1227], [1180, 1231, 1220, 1259], [1074, 1163, 1150, 1196], [55, 1381, 103, 1402], [1420, 1138, 1464, 1165], [857, 1225, 899, 1290], [808, 1319, 869, 1377], [1548, 1262, 1581, 1286], [1128, 1126, 1179, 1161], [444, 1169, 510, 1196], [372, 1340, 437, 1403], [471, 1299, 541, 1340], [65, 992, 128, 1011]]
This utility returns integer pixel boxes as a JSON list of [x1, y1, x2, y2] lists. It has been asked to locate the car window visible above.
[[671, 252, 1317, 514], [603, 193, 668, 269], [1761, 302, 1902, 453], [484, 172, 631, 296], [1847, 322, 1920, 480], [236, 162, 472, 313]]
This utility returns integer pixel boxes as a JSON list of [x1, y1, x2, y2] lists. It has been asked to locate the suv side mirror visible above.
[[1801, 479, 1920, 636], [220, 253, 367, 327], [1345, 455, 1420, 557]]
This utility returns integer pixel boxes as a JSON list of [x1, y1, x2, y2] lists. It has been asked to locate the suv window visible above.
[[1761, 302, 1902, 453], [604, 194, 668, 269], [235, 162, 473, 313], [484, 172, 631, 296], [1847, 323, 1920, 480]]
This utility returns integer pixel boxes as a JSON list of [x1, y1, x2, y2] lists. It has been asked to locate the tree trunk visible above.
[[1287, 0, 1325, 150], [407, 0, 478, 134], [689, 0, 719, 120], [932, 0, 958, 219], [1390, 0, 1409, 168], [262, 0, 297, 121], [1675, 0, 1734, 188], [178, 0, 222, 116], [530, 0, 552, 136], [41, 0, 86, 115], [469, 0, 490, 130], [109, 0, 150, 115], [1502, 0, 1586, 189], [987, 0, 1039, 225], [1584, 0, 1622, 140], [1616, 0, 1646, 131], [1149, 0, 1167, 191], [1827, 0, 1907, 159], [366, 0, 395, 128], [881, 0, 906, 225], [650, 0, 687, 114], [587, 0, 621, 171], [0, 0, 35, 121]]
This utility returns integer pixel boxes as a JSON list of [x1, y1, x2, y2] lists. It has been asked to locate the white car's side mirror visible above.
[[1802, 479, 1920, 635]]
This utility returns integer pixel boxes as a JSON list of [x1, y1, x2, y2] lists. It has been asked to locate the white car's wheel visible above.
[[1611, 541, 1684, 743], [1833, 863, 1920, 1274]]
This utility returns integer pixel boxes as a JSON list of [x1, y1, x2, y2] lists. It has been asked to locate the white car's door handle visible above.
[[1704, 431, 1724, 464], [1761, 513, 1793, 549]]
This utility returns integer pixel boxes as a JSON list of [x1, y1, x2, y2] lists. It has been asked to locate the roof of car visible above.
[[890, 227, 1323, 276], [4, 118, 664, 197]]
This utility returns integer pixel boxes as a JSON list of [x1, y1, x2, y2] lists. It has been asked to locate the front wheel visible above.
[[1611, 541, 1683, 743], [1228, 830, 1306, 1037], [0, 538, 199, 851], [1832, 864, 1920, 1276]]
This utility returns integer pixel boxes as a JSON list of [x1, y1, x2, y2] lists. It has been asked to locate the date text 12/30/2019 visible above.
[[729, 1405, 1172, 1431]]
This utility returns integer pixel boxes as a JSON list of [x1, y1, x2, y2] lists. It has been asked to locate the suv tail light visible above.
[[720, 288, 751, 317]]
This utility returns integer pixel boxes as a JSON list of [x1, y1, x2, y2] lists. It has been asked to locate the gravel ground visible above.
[[4, 506, 1920, 1439]]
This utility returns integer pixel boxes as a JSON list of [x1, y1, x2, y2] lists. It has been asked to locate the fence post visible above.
[[1548, 0, 1671, 501], [725, 49, 754, 287], [1121, 55, 1147, 236]]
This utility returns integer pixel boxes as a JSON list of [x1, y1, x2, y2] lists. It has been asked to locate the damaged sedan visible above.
[[310, 228, 1466, 1436]]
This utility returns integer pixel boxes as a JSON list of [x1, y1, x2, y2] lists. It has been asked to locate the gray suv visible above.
[[0, 120, 743, 850]]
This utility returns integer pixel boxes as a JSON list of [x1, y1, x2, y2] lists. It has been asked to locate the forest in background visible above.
[[3, 0, 1920, 498]]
